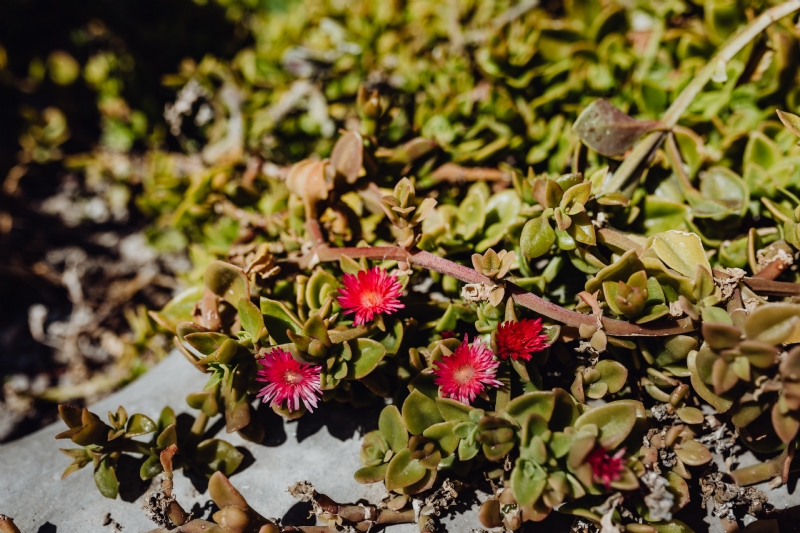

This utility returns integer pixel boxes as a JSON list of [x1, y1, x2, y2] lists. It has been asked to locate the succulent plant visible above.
[[20, 0, 800, 532]]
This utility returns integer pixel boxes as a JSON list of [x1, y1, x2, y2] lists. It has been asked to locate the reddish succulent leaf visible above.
[[573, 99, 662, 157]]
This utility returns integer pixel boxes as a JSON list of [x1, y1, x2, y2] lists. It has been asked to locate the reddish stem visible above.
[[754, 257, 788, 281], [296, 246, 697, 337]]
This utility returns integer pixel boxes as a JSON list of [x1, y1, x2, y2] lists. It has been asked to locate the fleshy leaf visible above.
[[506, 391, 556, 425], [194, 439, 244, 477], [125, 414, 157, 438], [149, 286, 205, 333], [435, 397, 472, 422], [573, 98, 661, 157], [330, 130, 363, 184], [345, 338, 387, 379], [238, 298, 266, 343], [260, 298, 303, 344], [573, 400, 641, 449], [646, 231, 711, 279], [743, 303, 800, 345], [205, 261, 249, 305], [520, 217, 556, 259], [385, 449, 426, 491], [402, 389, 444, 435], [354, 463, 389, 484], [379, 405, 408, 453], [94, 456, 119, 499]]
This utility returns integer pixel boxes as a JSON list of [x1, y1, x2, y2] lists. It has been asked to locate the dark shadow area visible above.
[[183, 465, 210, 495], [234, 445, 255, 474], [189, 500, 220, 522], [440, 486, 481, 518], [294, 400, 383, 443], [0, 0, 257, 444], [768, 504, 800, 532], [520, 509, 573, 532], [254, 400, 288, 447], [786, 469, 799, 495], [116, 454, 152, 503], [282, 500, 315, 527], [36, 523, 57, 533], [676, 466, 712, 533], [202, 414, 228, 441], [0, 0, 250, 163]]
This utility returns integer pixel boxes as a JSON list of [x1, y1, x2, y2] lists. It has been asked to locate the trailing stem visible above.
[[294, 245, 697, 337], [601, 0, 800, 195]]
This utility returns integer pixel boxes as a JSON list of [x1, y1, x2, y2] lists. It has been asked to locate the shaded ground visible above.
[[0, 0, 252, 442]]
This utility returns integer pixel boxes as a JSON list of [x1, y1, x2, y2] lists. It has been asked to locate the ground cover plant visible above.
[[2, 0, 800, 532]]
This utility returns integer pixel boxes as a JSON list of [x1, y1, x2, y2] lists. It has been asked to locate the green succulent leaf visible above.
[[645, 231, 711, 279], [436, 397, 473, 422], [506, 391, 556, 425], [520, 216, 556, 259], [379, 405, 408, 453], [573, 400, 641, 449], [743, 303, 800, 345], [688, 349, 734, 412], [354, 463, 389, 484], [194, 439, 244, 477], [402, 389, 444, 435], [156, 424, 178, 449], [260, 298, 303, 344], [423, 421, 460, 456], [238, 298, 266, 343], [595, 360, 628, 394], [94, 456, 119, 499], [345, 338, 387, 379], [124, 414, 157, 438], [511, 458, 548, 507], [149, 286, 204, 333], [205, 260, 249, 305], [140, 455, 163, 480], [385, 448, 426, 491]]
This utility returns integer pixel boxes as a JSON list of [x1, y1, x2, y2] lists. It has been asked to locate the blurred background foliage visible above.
[[2, 0, 800, 442]]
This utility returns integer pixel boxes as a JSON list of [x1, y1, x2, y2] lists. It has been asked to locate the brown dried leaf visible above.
[[330, 130, 363, 184]]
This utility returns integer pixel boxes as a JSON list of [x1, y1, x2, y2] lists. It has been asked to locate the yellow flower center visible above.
[[453, 365, 475, 385], [360, 289, 383, 308], [284, 370, 302, 384]]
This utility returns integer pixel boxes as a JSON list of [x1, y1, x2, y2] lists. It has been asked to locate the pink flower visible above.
[[337, 267, 404, 326], [495, 319, 549, 361], [255, 348, 322, 412], [432, 336, 502, 405], [586, 446, 626, 489]]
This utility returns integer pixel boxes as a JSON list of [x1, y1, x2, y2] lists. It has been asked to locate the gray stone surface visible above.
[[0, 352, 797, 533], [0, 353, 478, 532]]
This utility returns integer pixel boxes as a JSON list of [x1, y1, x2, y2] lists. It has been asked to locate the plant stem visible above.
[[730, 443, 794, 486], [596, 227, 643, 254], [753, 256, 789, 281], [296, 245, 697, 337], [664, 132, 696, 192], [190, 411, 209, 438], [740, 276, 800, 296], [428, 163, 511, 184], [601, 0, 800, 195]]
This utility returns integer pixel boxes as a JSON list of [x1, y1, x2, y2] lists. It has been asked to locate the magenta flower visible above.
[[255, 348, 322, 412], [337, 267, 404, 326], [586, 446, 626, 489], [432, 336, 502, 405], [495, 318, 550, 361]]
